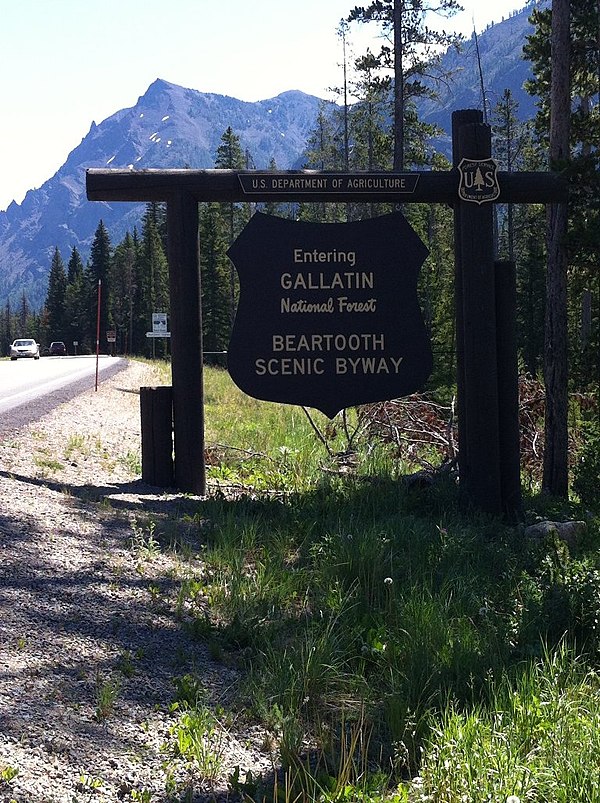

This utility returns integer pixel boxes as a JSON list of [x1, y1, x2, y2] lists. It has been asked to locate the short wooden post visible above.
[[140, 386, 174, 487]]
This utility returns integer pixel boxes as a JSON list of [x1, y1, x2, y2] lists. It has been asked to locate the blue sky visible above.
[[0, 0, 526, 211]]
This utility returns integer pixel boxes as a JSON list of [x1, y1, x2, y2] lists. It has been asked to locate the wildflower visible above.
[[384, 577, 393, 585], [506, 796, 521, 803]]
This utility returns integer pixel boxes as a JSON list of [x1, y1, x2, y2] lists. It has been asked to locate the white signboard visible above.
[[152, 312, 168, 333]]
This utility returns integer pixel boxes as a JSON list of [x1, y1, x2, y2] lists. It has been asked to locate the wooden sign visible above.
[[238, 172, 420, 196], [227, 211, 432, 418], [86, 118, 566, 507]]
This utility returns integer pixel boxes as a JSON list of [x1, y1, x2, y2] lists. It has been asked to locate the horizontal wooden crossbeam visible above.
[[86, 168, 568, 205]]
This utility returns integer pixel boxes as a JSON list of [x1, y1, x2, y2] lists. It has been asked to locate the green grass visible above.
[[33, 453, 65, 473], [149, 363, 600, 801], [419, 645, 600, 801], [204, 367, 378, 492]]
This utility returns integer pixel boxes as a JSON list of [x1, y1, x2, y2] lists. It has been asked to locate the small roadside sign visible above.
[[152, 312, 168, 333]]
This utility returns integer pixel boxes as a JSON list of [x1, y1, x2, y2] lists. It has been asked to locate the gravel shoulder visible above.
[[0, 360, 270, 803]]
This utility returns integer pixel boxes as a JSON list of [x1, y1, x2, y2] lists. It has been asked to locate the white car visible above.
[[10, 338, 40, 360]]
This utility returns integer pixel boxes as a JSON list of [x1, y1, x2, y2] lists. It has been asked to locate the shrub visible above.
[[573, 420, 600, 508]]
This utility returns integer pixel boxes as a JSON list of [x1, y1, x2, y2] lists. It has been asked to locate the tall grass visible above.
[[159, 364, 600, 801], [419, 645, 600, 801]]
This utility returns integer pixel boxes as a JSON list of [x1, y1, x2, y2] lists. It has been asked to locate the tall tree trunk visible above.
[[393, 0, 404, 171], [542, 0, 570, 496]]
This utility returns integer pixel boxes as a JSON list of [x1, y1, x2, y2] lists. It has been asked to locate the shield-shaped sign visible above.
[[458, 157, 500, 204], [226, 212, 432, 418]]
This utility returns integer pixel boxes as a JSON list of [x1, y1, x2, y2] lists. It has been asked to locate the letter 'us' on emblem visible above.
[[226, 212, 433, 418], [457, 157, 500, 204]]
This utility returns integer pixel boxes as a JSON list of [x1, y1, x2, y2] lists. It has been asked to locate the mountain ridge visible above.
[[0, 80, 326, 308], [0, 4, 544, 310]]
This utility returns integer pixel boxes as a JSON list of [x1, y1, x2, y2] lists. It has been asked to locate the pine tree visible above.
[[137, 205, 169, 357], [409, 165, 456, 390], [525, 0, 600, 493], [86, 221, 112, 351], [64, 247, 86, 352], [492, 92, 548, 377], [2, 301, 13, 356], [516, 205, 547, 377], [259, 158, 294, 219], [348, 0, 462, 170], [215, 127, 251, 323], [300, 105, 348, 222], [110, 232, 139, 355], [44, 247, 68, 343], [19, 293, 32, 337], [199, 202, 231, 358], [348, 51, 392, 172], [492, 89, 528, 260], [131, 228, 150, 355]]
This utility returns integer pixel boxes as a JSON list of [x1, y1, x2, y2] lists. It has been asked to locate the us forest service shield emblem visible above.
[[457, 157, 500, 204], [226, 212, 433, 419]]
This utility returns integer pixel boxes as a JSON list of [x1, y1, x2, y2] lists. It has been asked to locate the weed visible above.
[[116, 649, 138, 678], [0, 765, 18, 784], [168, 705, 226, 781], [64, 433, 89, 460], [228, 766, 258, 799], [57, 364, 598, 801], [129, 789, 152, 802], [75, 773, 104, 802], [120, 449, 142, 474], [418, 645, 600, 801], [147, 583, 162, 605], [175, 576, 208, 620], [130, 518, 161, 557], [94, 671, 121, 723], [172, 673, 206, 709], [33, 453, 64, 473]]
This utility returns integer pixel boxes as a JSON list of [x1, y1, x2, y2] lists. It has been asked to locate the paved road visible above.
[[0, 355, 127, 431]]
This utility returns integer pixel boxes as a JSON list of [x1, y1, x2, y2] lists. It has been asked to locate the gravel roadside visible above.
[[0, 360, 270, 803]]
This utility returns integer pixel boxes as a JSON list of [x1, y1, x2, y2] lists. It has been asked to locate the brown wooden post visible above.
[[495, 260, 523, 521], [167, 192, 206, 495], [456, 119, 502, 516], [140, 385, 174, 486], [452, 109, 483, 510]]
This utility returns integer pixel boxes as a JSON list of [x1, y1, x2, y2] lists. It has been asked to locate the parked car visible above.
[[49, 341, 67, 356], [10, 338, 40, 360]]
